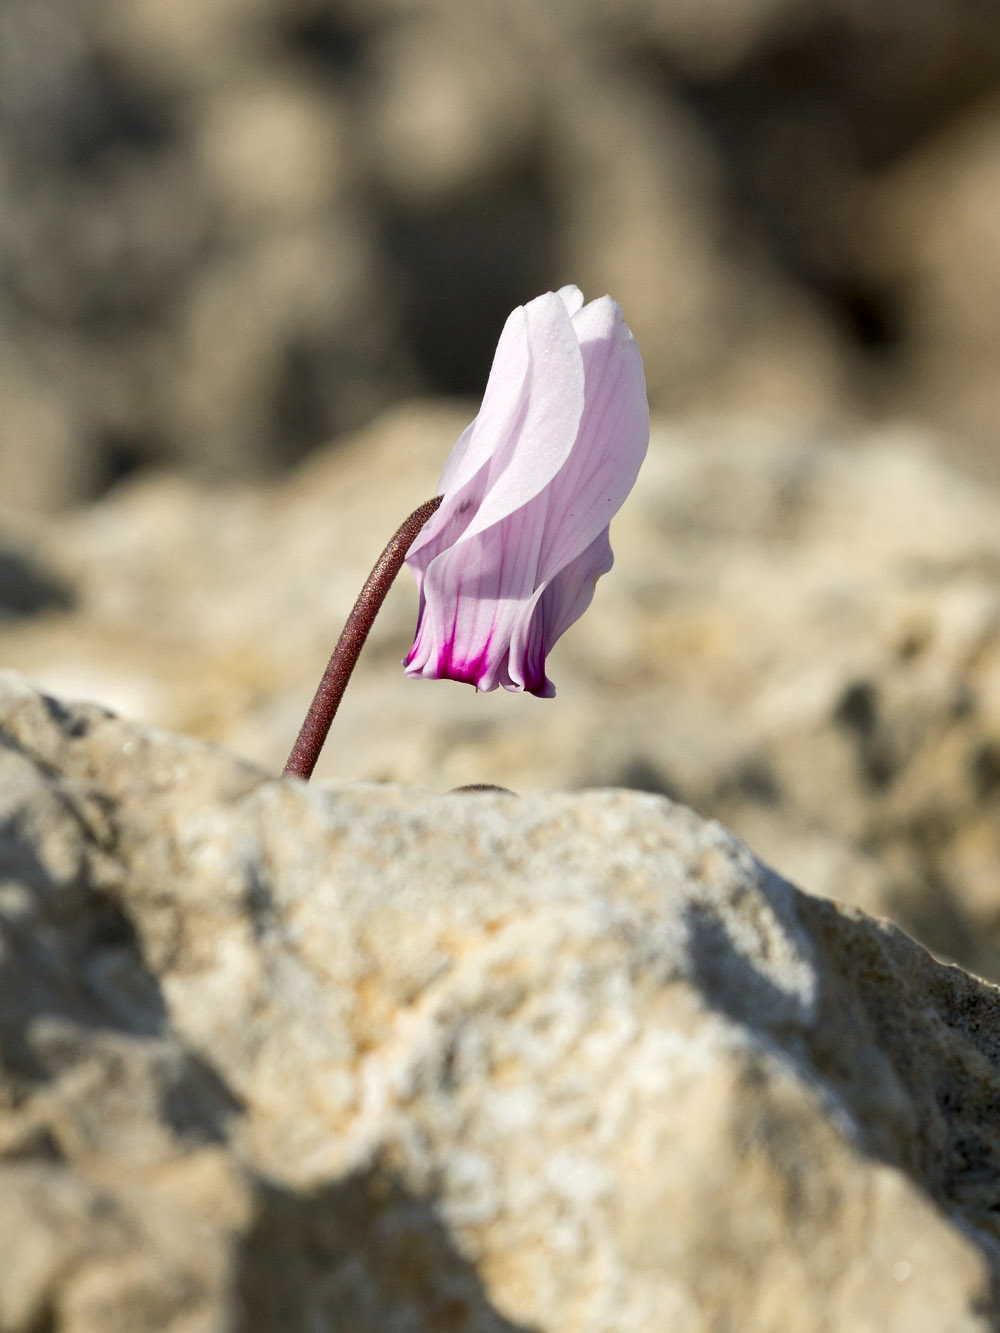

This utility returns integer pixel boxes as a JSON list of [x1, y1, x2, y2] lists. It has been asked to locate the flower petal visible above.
[[535, 296, 648, 584], [408, 291, 585, 565], [462, 291, 588, 539], [404, 488, 550, 692], [556, 284, 584, 316], [507, 527, 614, 695], [403, 289, 647, 700]]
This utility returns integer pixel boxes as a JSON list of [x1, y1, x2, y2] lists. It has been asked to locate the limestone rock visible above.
[[4, 407, 1000, 984], [1, 671, 999, 1331]]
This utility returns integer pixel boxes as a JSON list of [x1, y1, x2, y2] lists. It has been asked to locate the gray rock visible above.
[[1, 670, 999, 1331]]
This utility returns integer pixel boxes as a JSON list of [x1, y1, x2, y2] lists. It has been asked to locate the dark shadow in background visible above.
[[382, 154, 560, 398], [280, 6, 369, 84], [0, 548, 75, 619], [655, 11, 1000, 368], [8, 2, 1000, 499]]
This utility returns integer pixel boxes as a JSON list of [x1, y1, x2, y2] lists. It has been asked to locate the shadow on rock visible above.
[[237, 1165, 538, 1333], [0, 804, 242, 1147]]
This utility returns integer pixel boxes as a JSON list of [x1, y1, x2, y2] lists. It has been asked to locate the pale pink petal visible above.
[[556, 284, 584, 316], [535, 296, 648, 582], [434, 418, 478, 500], [507, 528, 614, 695], [404, 288, 647, 698], [460, 292, 586, 539], [403, 464, 492, 604], [405, 489, 549, 691], [408, 292, 585, 565]]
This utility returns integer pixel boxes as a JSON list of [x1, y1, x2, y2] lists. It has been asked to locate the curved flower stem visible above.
[[283, 495, 443, 781]]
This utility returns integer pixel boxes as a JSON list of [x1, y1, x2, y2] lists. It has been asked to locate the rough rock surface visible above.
[[3, 407, 1000, 983], [1, 671, 1000, 1331]]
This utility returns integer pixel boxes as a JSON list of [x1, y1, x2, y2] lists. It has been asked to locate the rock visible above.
[[1, 671, 1000, 1331], [4, 406, 1000, 984]]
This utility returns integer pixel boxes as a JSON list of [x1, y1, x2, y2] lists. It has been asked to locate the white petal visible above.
[[556, 284, 585, 316], [460, 291, 585, 539], [533, 296, 648, 582], [508, 527, 614, 694], [408, 292, 585, 564]]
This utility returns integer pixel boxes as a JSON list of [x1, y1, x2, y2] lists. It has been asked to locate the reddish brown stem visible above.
[[283, 494, 443, 781]]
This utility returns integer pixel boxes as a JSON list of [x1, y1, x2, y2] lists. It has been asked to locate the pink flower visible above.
[[403, 286, 649, 697]]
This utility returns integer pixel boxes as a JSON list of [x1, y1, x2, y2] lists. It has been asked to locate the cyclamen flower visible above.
[[404, 286, 648, 697]]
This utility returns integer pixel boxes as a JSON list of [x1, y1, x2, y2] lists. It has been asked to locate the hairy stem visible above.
[[283, 494, 443, 780]]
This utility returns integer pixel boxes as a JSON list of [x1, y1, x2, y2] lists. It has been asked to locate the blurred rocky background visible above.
[[2, 0, 1000, 983], [3, 0, 1000, 506]]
